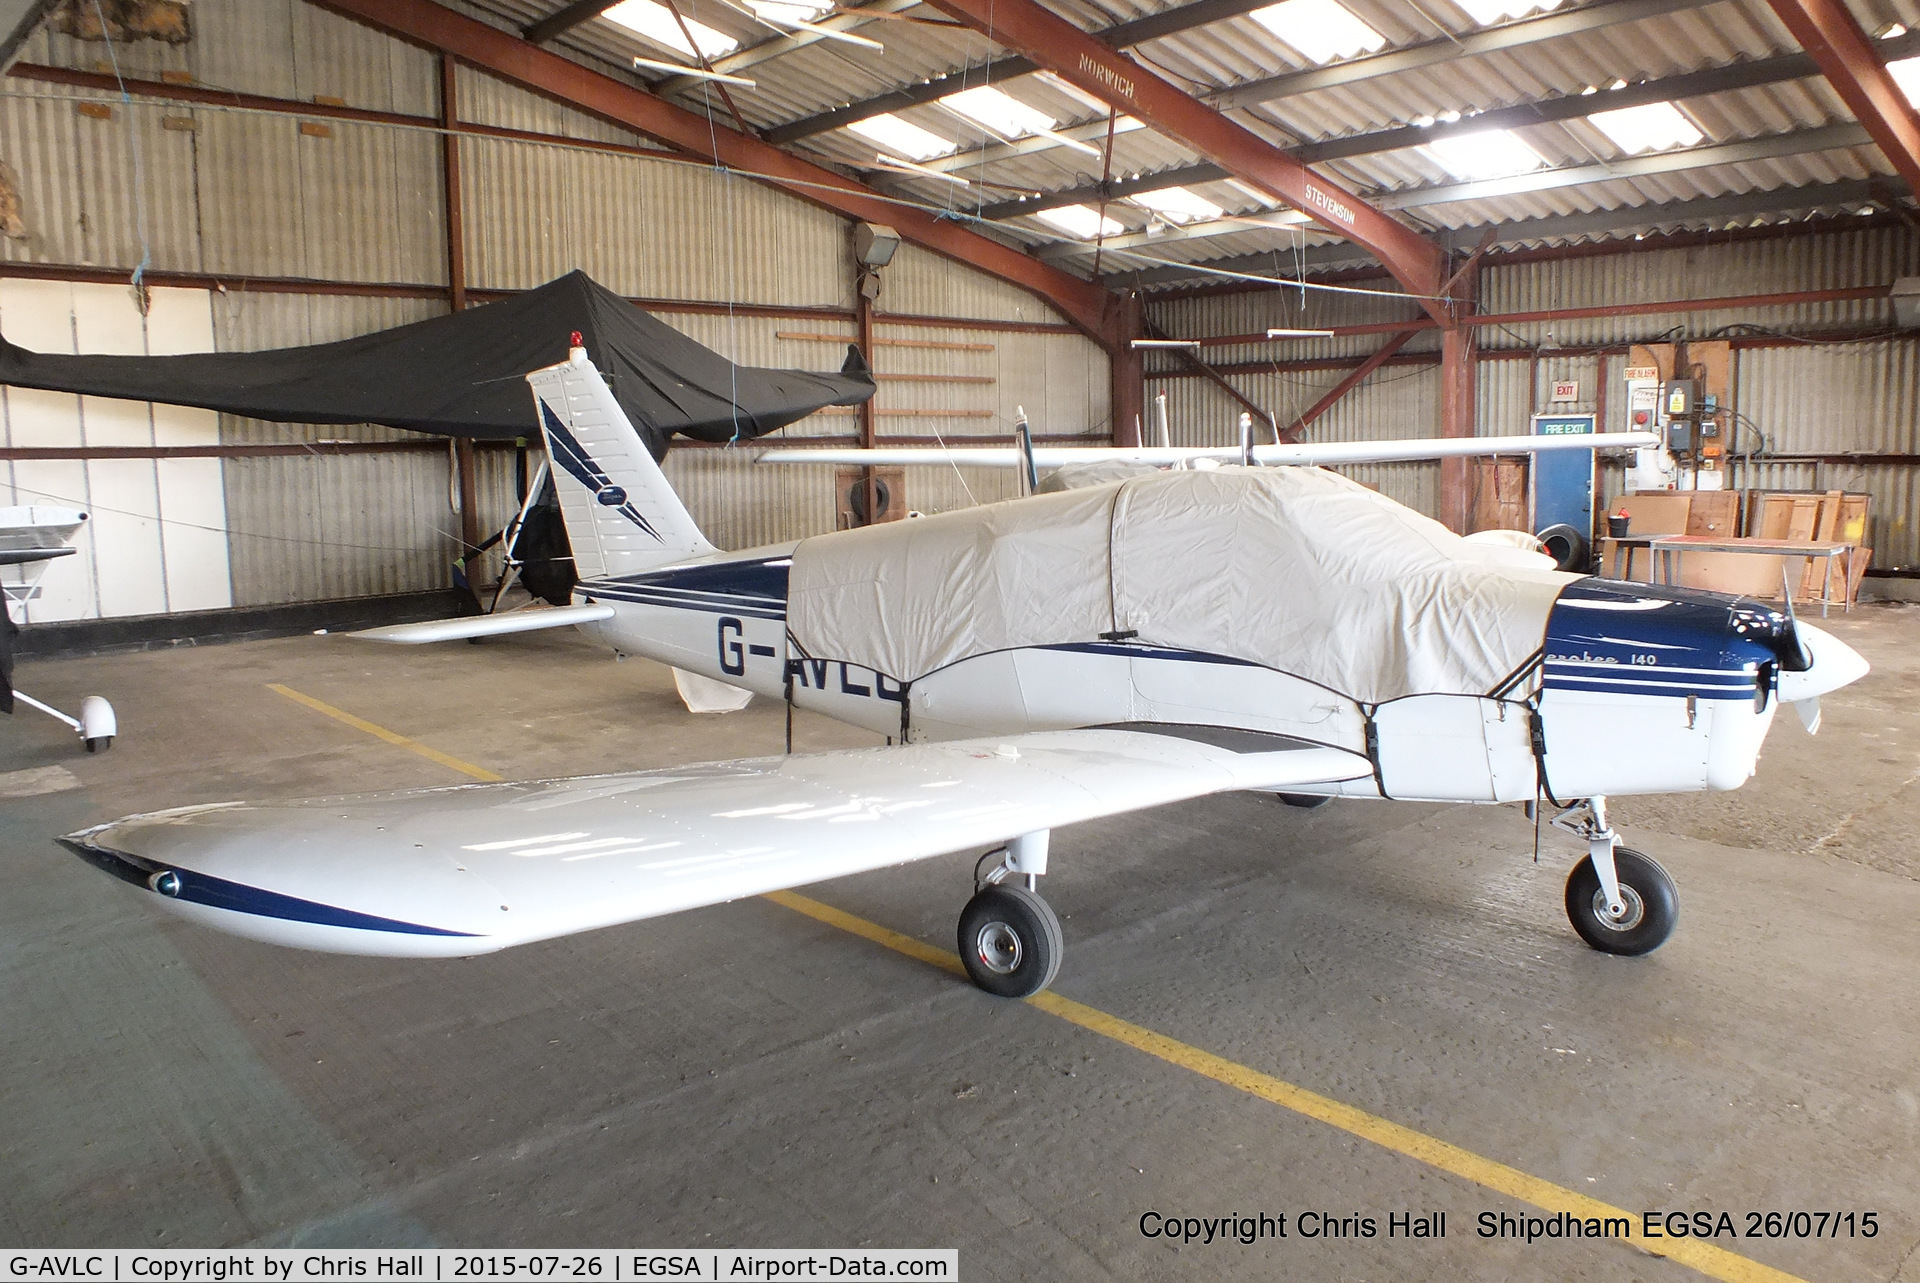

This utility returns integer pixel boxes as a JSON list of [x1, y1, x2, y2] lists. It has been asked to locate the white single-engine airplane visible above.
[[61, 345, 1868, 998]]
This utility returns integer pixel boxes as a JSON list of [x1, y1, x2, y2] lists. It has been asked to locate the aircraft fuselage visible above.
[[573, 548, 1807, 805]]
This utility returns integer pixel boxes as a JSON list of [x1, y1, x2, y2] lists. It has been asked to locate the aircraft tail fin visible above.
[[527, 344, 715, 580]]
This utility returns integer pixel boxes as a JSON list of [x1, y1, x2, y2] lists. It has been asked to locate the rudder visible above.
[[527, 345, 715, 580]]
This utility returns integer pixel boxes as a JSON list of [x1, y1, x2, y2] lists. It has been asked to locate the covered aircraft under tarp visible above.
[[0, 271, 873, 459], [787, 467, 1577, 705]]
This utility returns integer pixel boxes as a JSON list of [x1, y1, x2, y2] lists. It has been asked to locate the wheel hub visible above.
[[975, 920, 1023, 974], [1590, 883, 1645, 932]]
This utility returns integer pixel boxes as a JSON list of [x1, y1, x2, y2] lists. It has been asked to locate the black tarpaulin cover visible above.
[[0, 270, 874, 458]]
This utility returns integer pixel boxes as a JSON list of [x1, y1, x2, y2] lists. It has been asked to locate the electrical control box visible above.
[[1666, 419, 1693, 453], [1663, 379, 1701, 420]]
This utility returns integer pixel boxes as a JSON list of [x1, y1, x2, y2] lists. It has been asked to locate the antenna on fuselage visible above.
[[1238, 412, 1254, 466], [1152, 393, 1170, 449]]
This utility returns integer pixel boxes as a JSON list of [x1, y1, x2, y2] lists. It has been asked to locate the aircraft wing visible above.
[[61, 728, 1368, 958], [351, 603, 614, 644], [755, 431, 1660, 469]]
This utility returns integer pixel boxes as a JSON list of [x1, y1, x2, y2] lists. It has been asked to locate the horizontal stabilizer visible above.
[[63, 728, 1368, 958], [757, 431, 1661, 470], [351, 604, 614, 644]]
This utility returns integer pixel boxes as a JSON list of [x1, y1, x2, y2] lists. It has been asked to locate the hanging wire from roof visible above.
[[88, 0, 154, 308]]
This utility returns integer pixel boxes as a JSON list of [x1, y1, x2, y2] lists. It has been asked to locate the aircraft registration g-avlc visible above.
[[61, 344, 1869, 999]]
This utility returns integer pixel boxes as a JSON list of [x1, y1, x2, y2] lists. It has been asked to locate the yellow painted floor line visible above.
[[772, 889, 1811, 1283], [279, 692, 1810, 1283], [266, 683, 503, 782]]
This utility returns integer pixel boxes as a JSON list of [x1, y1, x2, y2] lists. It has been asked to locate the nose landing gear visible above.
[[959, 832, 1061, 998], [1552, 798, 1678, 955]]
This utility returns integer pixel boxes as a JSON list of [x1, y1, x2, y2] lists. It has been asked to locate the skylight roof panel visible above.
[[1421, 129, 1545, 179], [1035, 204, 1126, 239], [602, 0, 739, 57], [1890, 55, 1920, 107], [1248, 0, 1386, 66], [941, 86, 1059, 139], [847, 114, 957, 161], [1587, 101, 1703, 153], [1127, 186, 1226, 224]]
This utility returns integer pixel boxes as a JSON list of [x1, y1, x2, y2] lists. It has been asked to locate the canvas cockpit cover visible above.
[[0, 271, 873, 459], [789, 467, 1577, 705]]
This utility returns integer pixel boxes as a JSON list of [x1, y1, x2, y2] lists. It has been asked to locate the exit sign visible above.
[[1534, 413, 1596, 436], [1550, 380, 1579, 402]]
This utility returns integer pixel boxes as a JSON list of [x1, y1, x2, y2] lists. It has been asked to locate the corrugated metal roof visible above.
[[473, 0, 1920, 287]]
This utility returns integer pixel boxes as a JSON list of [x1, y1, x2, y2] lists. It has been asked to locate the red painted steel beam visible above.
[[1279, 329, 1416, 442], [310, 0, 1124, 346], [1765, 0, 1920, 197], [917, 0, 1449, 324]]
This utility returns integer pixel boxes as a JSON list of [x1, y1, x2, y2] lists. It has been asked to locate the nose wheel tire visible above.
[[1565, 846, 1677, 956], [958, 885, 1063, 998]]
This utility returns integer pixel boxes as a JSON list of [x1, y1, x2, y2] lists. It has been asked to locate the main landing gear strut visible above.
[[1551, 797, 1678, 955], [959, 832, 1061, 997]]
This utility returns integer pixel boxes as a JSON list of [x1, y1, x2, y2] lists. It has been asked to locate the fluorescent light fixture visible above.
[[848, 113, 956, 160], [750, 0, 828, 16], [1225, 178, 1281, 208], [1034, 204, 1125, 239], [869, 154, 971, 186], [1588, 101, 1702, 153], [1131, 339, 1202, 348], [1266, 328, 1336, 338], [1422, 129, 1544, 179], [1890, 55, 1920, 107], [746, 0, 882, 48], [1127, 186, 1225, 224], [1452, 0, 1560, 24], [1249, 0, 1386, 65], [633, 56, 755, 84], [603, 0, 739, 57]]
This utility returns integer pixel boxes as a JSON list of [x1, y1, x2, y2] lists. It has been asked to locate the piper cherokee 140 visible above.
[[60, 345, 1868, 998]]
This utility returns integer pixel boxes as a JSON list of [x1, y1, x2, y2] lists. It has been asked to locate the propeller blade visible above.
[[1793, 696, 1822, 734]]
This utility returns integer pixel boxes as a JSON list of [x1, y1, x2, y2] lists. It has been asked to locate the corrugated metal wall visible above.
[[0, 0, 1105, 611], [9, 3, 1918, 597], [1147, 226, 1920, 567]]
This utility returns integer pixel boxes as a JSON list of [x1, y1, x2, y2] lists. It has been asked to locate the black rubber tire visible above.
[[1565, 846, 1677, 956], [1537, 523, 1590, 572], [957, 885, 1063, 998], [1277, 793, 1331, 809], [84, 736, 111, 753]]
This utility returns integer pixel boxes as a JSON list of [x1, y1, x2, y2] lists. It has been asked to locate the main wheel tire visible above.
[[1537, 522, 1590, 572], [84, 735, 112, 753], [1277, 793, 1330, 809], [957, 885, 1063, 998], [1565, 846, 1677, 956]]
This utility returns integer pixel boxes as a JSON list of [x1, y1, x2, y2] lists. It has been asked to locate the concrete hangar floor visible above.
[[4, 610, 1920, 1282]]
